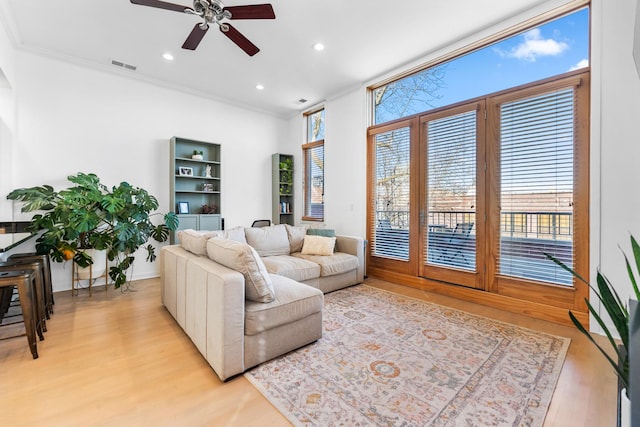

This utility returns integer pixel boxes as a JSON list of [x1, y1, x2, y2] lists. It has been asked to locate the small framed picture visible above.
[[202, 183, 214, 192], [178, 167, 193, 176], [178, 201, 189, 214]]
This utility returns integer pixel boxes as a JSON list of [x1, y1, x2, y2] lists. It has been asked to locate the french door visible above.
[[367, 71, 589, 312], [419, 102, 485, 289]]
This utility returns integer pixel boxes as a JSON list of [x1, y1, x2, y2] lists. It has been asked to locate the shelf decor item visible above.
[[178, 201, 190, 214], [192, 150, 204, 160], [179, 167, 194, 176], [201, 204, 218, 214], [7, 172, 179, 290], [202, 183, 214, 192]]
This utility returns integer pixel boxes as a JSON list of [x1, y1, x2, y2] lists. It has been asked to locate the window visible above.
[[303, 109, 325, 221], [372, 7, 589, 124], [367, 5, 590, 319]]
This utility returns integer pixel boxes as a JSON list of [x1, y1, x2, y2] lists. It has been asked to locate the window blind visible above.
[[372, 127, 411, 260], [425, 110, 477, 271], [303, 143, 324, 220], [498, 88, 574, 285]]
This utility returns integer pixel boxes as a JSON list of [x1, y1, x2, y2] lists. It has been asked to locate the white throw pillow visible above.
[[178, 229, 224, 256], [301, 235, 336, 256], [285, 224, 308, 253], [206, 237, 275, 303], [224, 226, 247, 244], [244, 224, 290, 257]]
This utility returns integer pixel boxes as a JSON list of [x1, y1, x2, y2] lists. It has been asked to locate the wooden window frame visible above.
[[302, 140, 324, 222]]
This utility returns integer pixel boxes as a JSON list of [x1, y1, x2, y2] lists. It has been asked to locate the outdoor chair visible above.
[[437, 222, 474, 267]]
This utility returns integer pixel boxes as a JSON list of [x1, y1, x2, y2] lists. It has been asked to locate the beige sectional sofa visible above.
[[160, 224, 365, 381]]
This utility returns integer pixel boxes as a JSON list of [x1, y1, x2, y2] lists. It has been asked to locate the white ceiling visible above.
[[0, 0, 555, 117]]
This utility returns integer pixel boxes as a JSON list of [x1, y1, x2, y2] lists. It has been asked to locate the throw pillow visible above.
[[178, 229, 224, 256], [224, 226, 247, 244], [306, 228, 336, 238], [206, 237, 275, 303], [244, 224, 290, 256], [285, 224, 308, 253], [301, 235, 336, 256]]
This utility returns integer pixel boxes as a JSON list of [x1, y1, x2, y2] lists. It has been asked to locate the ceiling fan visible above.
[[130, 0, 275, 56]]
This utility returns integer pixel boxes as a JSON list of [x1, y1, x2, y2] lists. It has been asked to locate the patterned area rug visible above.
[[244, 285, 570, 427]]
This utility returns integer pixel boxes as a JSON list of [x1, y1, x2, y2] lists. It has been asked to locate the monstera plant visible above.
[[7, 172, 178, 289]]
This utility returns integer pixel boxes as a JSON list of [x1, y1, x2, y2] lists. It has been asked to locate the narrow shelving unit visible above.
[[170, 137, 222, 243], [272, 153, 294, 225]]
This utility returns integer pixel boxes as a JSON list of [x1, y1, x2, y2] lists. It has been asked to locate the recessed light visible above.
[[313, 42, 325, 51], [162, 53, 174, 61], [256, 84, 265, 90]]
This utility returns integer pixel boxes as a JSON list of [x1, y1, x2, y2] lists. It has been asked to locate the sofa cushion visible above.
[[206, 237, 275, 303], [285, 224, 308, 253], [261, 255, 320, 282], [178, 229, 224, 255], [244, 274, 323, 336], [224, 226, 248, 244], [244, 224, 290, 257], [301, 235, 336, 256], [292, 252, 359, 277]]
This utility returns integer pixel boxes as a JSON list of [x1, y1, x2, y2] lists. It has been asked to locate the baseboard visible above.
[[367, 267, 588, 327]]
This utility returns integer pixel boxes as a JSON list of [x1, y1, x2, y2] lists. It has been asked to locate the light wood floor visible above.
[[0, 277, 617, 426]]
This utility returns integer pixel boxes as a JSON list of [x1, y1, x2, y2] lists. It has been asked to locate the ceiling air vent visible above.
[[297, 98, 308, 104], [111, 59, 137, 71]]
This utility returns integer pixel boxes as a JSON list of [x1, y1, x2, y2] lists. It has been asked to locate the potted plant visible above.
[[547, 235, 640, 426], [192, 150, 204, 160], [279, 158, 293, 171], [7, 172, 178, 290]]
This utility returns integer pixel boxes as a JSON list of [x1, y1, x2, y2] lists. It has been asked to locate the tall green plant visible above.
[[546, 235, 640, 392], [7, 173, 178, 289]]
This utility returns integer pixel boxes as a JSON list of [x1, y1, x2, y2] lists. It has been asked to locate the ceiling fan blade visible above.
[[223, 4, 275, 19], [220, 24, 260, 56], [182, 24, 209, 50], [130, 0, 188, 13]]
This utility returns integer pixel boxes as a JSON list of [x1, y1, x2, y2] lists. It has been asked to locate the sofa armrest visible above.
[[335, 235, 365, 283], [161, 245, 246, 381]]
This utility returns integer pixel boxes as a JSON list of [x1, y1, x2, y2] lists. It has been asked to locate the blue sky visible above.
[[375, 8, 589, 123]]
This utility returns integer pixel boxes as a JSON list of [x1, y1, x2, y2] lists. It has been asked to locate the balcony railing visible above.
[[375, 210, 572, 240], [372, 209, 573, 285]]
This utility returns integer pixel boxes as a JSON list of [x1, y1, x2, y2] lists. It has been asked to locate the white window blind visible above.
[[372, 127, 411, 260], [303, 143, 324, 220], [425, 110, 477, 271], [498, 88, 574, 285]]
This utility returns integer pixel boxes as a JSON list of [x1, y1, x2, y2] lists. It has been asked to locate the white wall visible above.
[[2, 0, 639, 316], [596, 0, 640, 305], [6, 51, 285, 291], [283, 0, 640, 330]]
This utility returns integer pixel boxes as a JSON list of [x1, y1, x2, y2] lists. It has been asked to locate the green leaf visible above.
[[145, 244, 157, 262], [544, 253, 590, 287], [569, 309, 628, 390], [164, 212, 179, 231], [629, 235, 640, 300], [6, 185, 59, 212], [596, 272, 629, 349], [101, 195, 126, 214], [151, 224, 169, 243]]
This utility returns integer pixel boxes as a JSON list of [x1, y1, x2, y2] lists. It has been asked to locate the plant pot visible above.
[[191, 154, 203, 160], [76, 249, 107, 280], [620, 388, 631, 427]]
